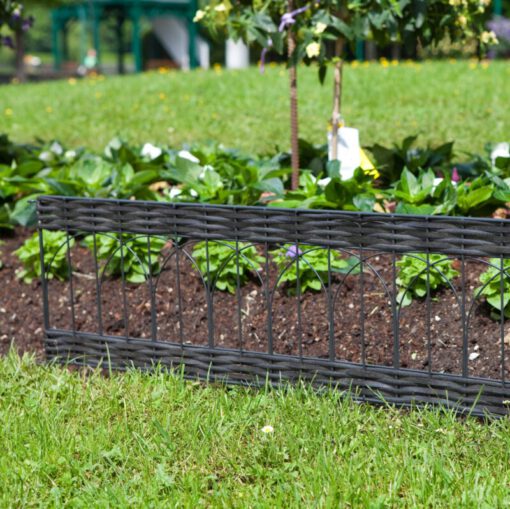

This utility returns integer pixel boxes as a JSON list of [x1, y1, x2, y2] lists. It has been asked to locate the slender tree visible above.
[[189, 1, 496, 183]]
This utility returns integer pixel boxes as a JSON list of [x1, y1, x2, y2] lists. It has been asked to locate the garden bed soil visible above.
[[1, 229, 509, 381]]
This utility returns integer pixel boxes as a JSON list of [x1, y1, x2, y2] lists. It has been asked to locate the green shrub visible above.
[[192, 241, 265, 294], [271, 244, 354, 294], [15, 231, 74, 284], [396, 253, 459, 306], [84, 234, 166, 283], [476, 258, 510, 318]]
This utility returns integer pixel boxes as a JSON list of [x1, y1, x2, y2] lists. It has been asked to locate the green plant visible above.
[[476, 258, 510, 318], [272, 244, 355, 294], [192, 241, 265, 294], [163, 146, 287, 206], [367, 136, 455, 185], [396, 253, 459, 307], [83, 234, 166, 283], [15, 230, 73, 283]]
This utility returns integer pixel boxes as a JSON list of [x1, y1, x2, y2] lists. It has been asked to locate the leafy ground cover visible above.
[[1, 60, 509, 155], [1, 352, 510, 507]]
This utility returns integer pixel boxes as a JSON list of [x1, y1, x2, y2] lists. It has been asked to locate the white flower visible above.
[[64, 150, 76, 161], [306, 42, 321, 59], [169, 187, 182, 199], [50, 141, 63, 155], [261, 425, 274, 434], [214, 3, 226, 12], [141, 142, 162, 160], [193, 9, 206, 22], [491, 142, 510, 166], [199, 165, 214, 180], [314, 22, 327, 35], [318, 177, 331, 188], [178, 150, 200, 163], [38, 151, 53, 162], [189, 189, 199, 198]]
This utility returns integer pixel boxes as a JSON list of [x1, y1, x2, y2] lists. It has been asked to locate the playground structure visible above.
[[51, 0, 210, 73], [50, 0, 507, 74]]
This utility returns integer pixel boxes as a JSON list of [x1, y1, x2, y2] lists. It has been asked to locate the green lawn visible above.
[[1, 353, 510, 507], [2, 61, 510, 506], [1, 60, 509, 155]]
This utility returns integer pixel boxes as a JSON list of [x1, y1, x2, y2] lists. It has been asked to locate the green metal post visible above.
[[78, 5, 87, 66], [92, 6, 102, 68], [188, 16, 197, 69], [493, 0, 502, 15], [188, 0, 198, 69], [116, 14, 125, 74], [51, 11, 62, 71], [131, 4, 142, 73], [355, 40, 364, 61]]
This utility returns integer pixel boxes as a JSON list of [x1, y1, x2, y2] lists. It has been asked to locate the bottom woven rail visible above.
[[45, 330, 510, 417]]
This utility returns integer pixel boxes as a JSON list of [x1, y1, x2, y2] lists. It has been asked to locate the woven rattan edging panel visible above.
[[37, 195, 510, 257], [45, 331, 510, 417]]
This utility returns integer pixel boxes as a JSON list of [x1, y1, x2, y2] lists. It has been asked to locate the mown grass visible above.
[[1, 353, 510, 507], [1, 60, 509, 156]]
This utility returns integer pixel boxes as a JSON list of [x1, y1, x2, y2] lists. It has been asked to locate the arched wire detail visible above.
[[155, 239, 210, 346], [394, 254, 462, 319]]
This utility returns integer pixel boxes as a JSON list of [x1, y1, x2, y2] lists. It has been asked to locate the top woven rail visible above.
[[37, 195, 510, 257]]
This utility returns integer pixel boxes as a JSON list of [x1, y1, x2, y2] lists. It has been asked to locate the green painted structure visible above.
[[51, 0, 198, 73]]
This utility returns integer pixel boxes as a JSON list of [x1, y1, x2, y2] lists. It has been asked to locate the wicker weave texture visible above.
[[37, 196, 510, 257], [37, 196, 510, 417]]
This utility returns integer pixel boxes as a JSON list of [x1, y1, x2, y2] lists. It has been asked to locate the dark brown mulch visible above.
[[1, 229, 509, 381]]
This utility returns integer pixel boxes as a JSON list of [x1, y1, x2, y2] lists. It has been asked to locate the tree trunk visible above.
[[331, 38, 344, 161], [15, 29, 26, 83], [288, 0, 300, 190]]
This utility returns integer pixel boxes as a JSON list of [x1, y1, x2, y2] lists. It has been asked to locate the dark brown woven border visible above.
[[45, 331, 510, 417], [37, 195, 510, 257]]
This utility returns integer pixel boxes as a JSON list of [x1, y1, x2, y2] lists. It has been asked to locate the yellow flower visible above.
[[46, 106, 53, 113], [193, 9, 206, 22], [457, 15, 467, 28], [305, 42, 321, 59], [214, 3, 226, 12], [4, 108, 13, 116], [261, 425, 274, 434], [213, 63, 222, 74], [314, 22, 327, 35], [159, 92, 167, 100], [481, 30, 498, 45]]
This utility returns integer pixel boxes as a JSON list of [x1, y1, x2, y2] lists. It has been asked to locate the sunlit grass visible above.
[[1, 353, 510, 506], [1, 60, 509, 155]]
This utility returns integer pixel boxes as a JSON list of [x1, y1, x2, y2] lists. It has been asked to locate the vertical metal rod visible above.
[[38, 228, 50, 331], [65, 230, 76, 334], [119, 234, 130, 339], [146, 235, 158, 341], [461, 255, 468, 377], [235, 240, 243, 351], [175, 241, 185, 346], [327, 247, 335, 361], [296, 242, 303, 358], [500, 255, 505, 384], [426, 253, 432, 375], [92, 233, 103, 336], [205, 239, 214, 348], [359, 247, 366, 367], [264, 241, 273, 355], [391, 252, 400, 368]]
